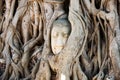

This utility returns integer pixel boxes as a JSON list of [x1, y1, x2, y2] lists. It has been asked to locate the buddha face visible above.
[[51, 19, 71, 54]]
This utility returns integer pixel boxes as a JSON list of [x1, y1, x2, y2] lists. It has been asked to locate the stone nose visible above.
[[56, 35, 64, 46]]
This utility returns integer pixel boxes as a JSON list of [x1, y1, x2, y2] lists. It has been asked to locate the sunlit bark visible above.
[[0, 0, 120, 80]]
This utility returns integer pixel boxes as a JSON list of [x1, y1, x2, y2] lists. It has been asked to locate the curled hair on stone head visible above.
[[53, 14, 71, 30], [52, 18, 71, 30], [44, 0, 65, 3]]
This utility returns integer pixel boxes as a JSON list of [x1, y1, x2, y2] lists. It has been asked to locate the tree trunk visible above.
[[0, 0, 120, 80]]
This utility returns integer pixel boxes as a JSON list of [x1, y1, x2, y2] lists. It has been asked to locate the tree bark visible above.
[[0, 0, 120, 80]]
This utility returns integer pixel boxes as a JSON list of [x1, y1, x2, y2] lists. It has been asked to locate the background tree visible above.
[[0, 0, 120, 80]]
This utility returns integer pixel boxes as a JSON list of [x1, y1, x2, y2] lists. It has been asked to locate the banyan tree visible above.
[[0, 0, 120, 80]]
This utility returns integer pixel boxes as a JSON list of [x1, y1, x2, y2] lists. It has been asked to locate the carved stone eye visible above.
[[53, 33, 58, 38], [63, 33, 68, 38]]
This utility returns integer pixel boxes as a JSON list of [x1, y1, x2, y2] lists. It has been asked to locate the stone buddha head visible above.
[[51, 18, 71, 54]]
